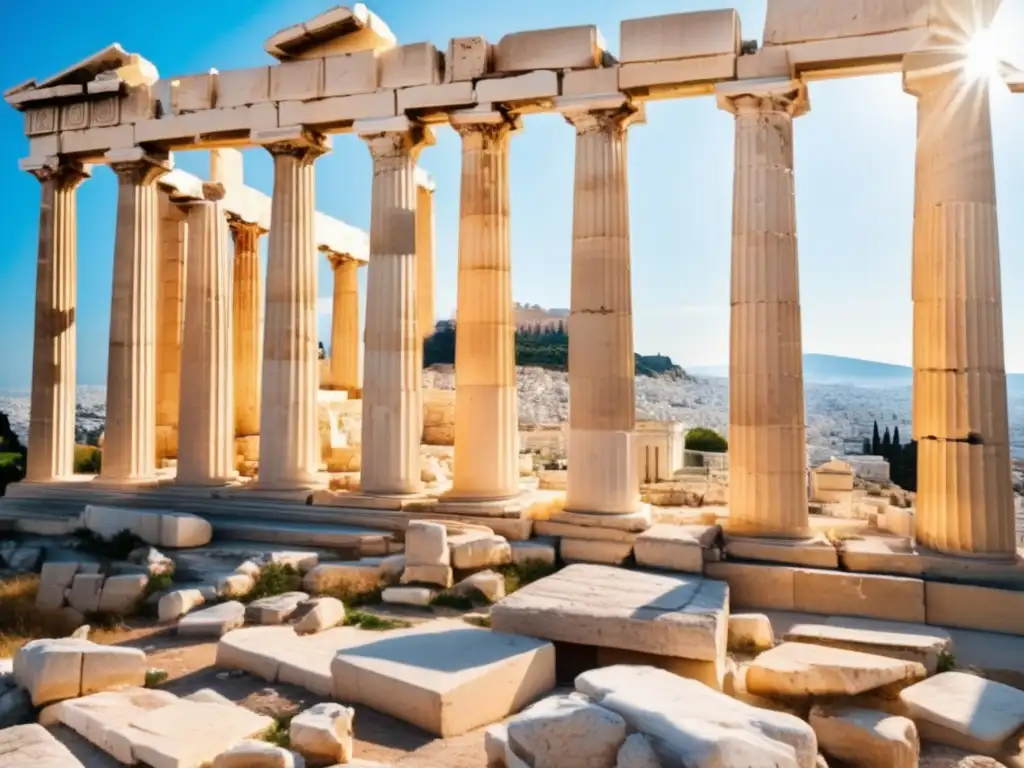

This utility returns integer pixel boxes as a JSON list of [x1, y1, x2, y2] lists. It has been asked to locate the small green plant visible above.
[[143, 572, 175, 598], [261, 713, 295, 748], [937, 650, 957, 673], [344, 609, 411, 631], [684, 427, 728, 453], [145, 668, 169, 687], [497, 559, 559, 595], [243, 563, 301, 603]]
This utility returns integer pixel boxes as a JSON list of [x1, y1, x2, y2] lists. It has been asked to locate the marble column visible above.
[[358, 117, 433, 495], [252, 127, 329, 490], [25, 157, 89, 482], [155, 192, 187, 463], [99, 149, 170, 484], [415, 183, 436, 339], [327, 254, 361, 395], [717, 79, 809, 537], [177, 184, 234, 485], [449, 111, 520, 500], [905, 49, 1015, 558], [232, 220, 263, 457], [562, 97, 642, 515]]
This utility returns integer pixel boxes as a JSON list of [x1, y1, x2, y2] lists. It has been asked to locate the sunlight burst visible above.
[[964, 28, 1001, 80]]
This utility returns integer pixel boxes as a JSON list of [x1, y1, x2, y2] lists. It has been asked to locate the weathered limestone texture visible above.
[[450, 111, 520, 500], [416, 183, 436, 339], [562, 96, 642, 515], [100, 150, 170, 484], [254, 127, 329, 489], [177, 184, 234, 485], [25, 158, 88, 482], [232, 221, 263, 452], [327, 254, 361, 394], [905, 47, 1016, 558], [155, 193, 187, 462], [717, 78, 809, 537], [359, 118, 433, 495]]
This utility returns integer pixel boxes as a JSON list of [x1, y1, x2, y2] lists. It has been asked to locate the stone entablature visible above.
[[6, 1, 974, 163]]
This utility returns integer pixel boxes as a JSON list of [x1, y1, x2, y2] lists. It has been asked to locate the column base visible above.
[[722, 534, 839, 569], [435, 490, 535, 519], [721, 516, 812, 540], [550, 504, 652, 534], [310, 489, 433, 512], [91, 476, 163, 489]]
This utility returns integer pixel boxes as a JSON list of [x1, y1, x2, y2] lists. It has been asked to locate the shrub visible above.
[[73, 445, 102, 474], [497, 559, 559, 595], [685, 427, 728, 453], [243, 563, 301, 603], [344, 609, 411, 631]]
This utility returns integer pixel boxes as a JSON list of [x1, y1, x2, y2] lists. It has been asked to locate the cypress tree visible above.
[[872, 421, 881, 455], [862, 438, 872, 455], [882, 427, 892, 458], [892, 426, 901, 448]]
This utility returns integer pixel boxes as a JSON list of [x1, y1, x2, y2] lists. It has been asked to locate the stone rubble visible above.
[[505, 693, 627, 768], [289, 702, 355, 766], [177, 600, 246, 637], [809, 705, 919, 768], [246, 591, 310, 625], [292, 596, 346, 634], [13, 638, 147, 706], [212, 740, 306, 768]]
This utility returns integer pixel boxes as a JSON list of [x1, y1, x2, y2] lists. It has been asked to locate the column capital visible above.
[[557, 94, 644, 134], [355, 116, 435, 161], [251, 125, 331, 163], [715, 78, 809, 117], [106, 147, 172, 185], [323, 249, 358, 270], [228, 217, 266, 237], [20, 155, 91, 188], [449, 108, 521, 141]]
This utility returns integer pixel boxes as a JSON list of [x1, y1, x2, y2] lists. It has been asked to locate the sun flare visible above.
[[964, 27, 1001, 80]]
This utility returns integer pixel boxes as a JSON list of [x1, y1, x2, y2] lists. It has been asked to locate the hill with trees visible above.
[[423, 321, 689, 379]]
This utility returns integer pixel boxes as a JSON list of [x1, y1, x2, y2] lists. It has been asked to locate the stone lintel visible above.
[[250, 124, 332, 152], [104, 146, 173, 171], [6, 84, 84, 109], [4, 78, 36, 100], [18, 155, 92, 181], [714, 76, 808, 115], [353, 114, 420, 137], [86, 78, 124, 95]]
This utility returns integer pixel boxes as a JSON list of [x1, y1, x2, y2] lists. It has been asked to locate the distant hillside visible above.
[[423, 322, 689, 379], [691, 354, 1024, 393]]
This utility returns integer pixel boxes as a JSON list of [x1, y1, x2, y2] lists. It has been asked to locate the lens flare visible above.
[[964, 28, 1001, 79]]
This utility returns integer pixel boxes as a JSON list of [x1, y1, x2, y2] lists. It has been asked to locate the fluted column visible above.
[[155, 192, 187, 463], [905, 49, 1015, 558], [232, 221, 264, 452], [562, 98, 642, 515], [252, 126, 329, 490], [357, 117, 433, 495], [99, 149, 170, 484], [449, 111, 520, 500], [25, 157, 89, 481], [717, 79, 809, 537], [416, 183, 436, 339], [327, 253, 361, 395], [176, 184, 234, 485]]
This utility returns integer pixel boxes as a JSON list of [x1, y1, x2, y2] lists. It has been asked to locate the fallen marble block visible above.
[[449, 532, 512, 570], [505, 693, 627, 768], [81, 504, 212, 548], [289, 702, 355, 766], [97, 574, 149, 615], [900, 671, 1024, 754], [0, 723, 85, 766], [52, 686, 274, 766], [452, 570, 506, 603], [158, 588, 207, 622], [292, 597, 346, 635], [13, 638, 147, 706], [382, 586, 434, 607], [576, 665, 818, 768], [178, 601, 246, 637], [247, 592, 310, 625], [745, 642, 925, 699], [491, 564, 728, 678], [213, 739, 305, 767], [810, 704, 918, 768], [330, 619, 555, 737], [405, 521, 450, 566]]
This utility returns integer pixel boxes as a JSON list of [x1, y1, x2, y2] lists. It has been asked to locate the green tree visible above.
[[685, 427, 728, 453], [0, 412, 27, 497], [872, 421, 881, 456], [862, 438, 872, 455], [892, 426, 901, 448], [882, 427, 892, 458]]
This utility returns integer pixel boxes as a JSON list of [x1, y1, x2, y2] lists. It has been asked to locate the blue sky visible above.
[[1, 0, 1023, 389]]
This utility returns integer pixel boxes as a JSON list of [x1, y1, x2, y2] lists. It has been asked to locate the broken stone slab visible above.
[[561, 537, 633, 566], [401, 563, 453, 588], [405, 520, 450, 566], [784, 617, 953, 675], [217, 571, 256, 597], [616, 732, 661, 768], [724, 535, 839, 569], [247, 592, 310, 625], [900, 671, 1024, 754], [452, 570, 505, 603], [289, 702, 354, 766], [178, 601, 245, 637], [449, 532, 512, 570], [485, 723, 509, 766], [262, 551, 320, 573], [302, 561, 385, 597], [81, 504, 213, 548], [212, 740, 306, 767], [810, 704, 919, 768], [633, 523, 716, 573], [382, 586, 434, 607], [576, 665, 817, 768], [510, 538, 557, 566], [13, 638, 146, 706], [97, 573, 149, 614], [330, 619, 556, 737], [728, 613, 775, 653], [505, 693, 627, 768], [292, 597, 346, 635], [746, 642, 926, 699], [68, 573, 104, 614], [158, 588, 206, 622], [491, 564, 727, 669], [0, 723, 85, 766]]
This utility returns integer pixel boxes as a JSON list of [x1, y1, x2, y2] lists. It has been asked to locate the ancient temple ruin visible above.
[[3, 0, 1020, 565]]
